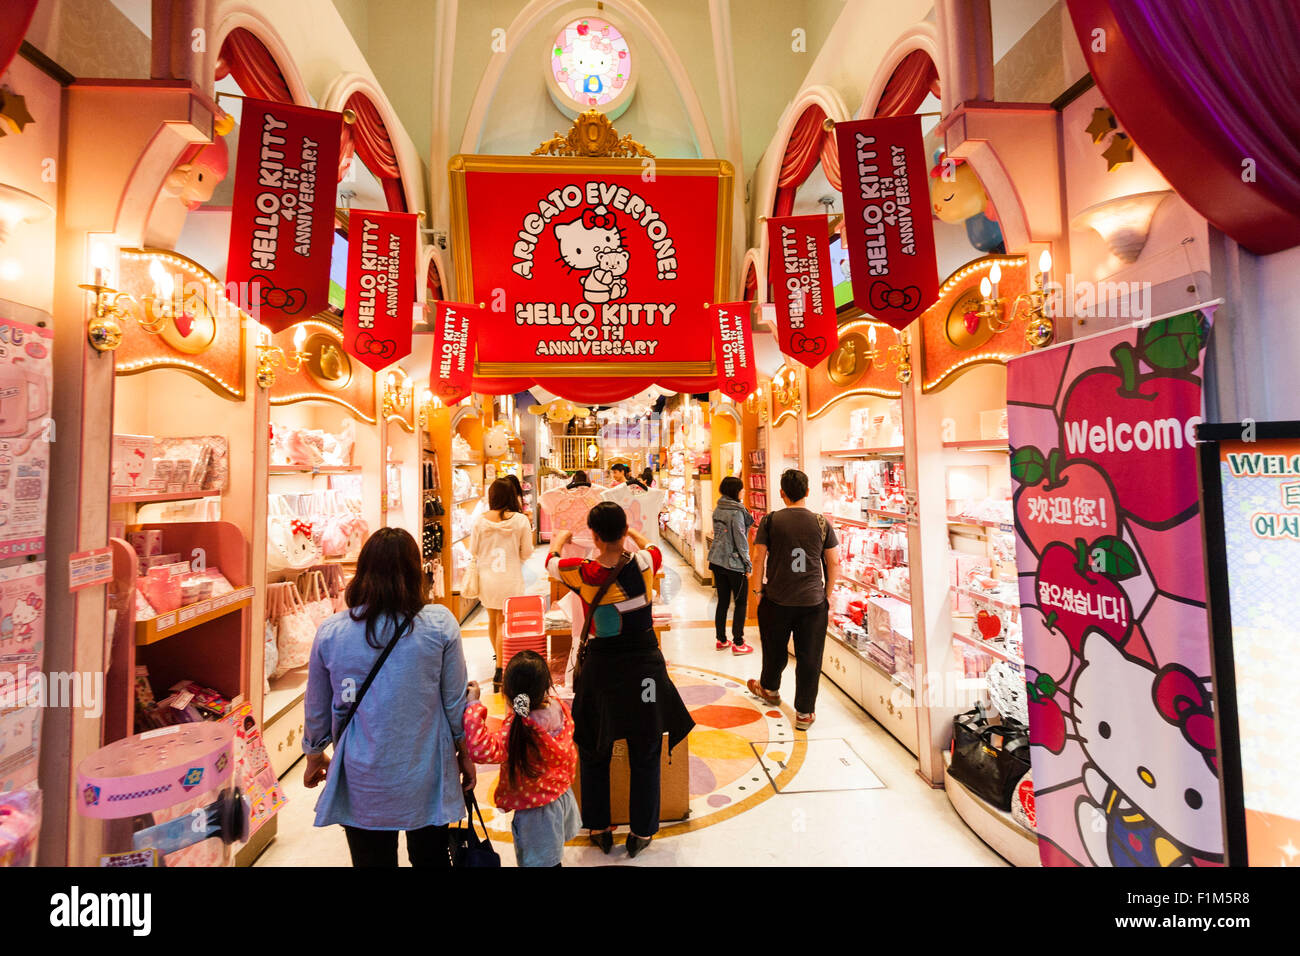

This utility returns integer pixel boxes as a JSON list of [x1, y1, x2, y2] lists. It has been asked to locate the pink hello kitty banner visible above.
[[1006, 308, 1222, 867]]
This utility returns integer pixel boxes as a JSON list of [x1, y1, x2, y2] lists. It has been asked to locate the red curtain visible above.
[[339, 92, 407, 212], [470, 376, 717, 404], [0, 0, 38, 80], [873, 49, 940, 118], [773, 105, 828, 218], [743, 263, 758, 301], [1066, 0, 1300, 254], [215, 28, 293, 103]]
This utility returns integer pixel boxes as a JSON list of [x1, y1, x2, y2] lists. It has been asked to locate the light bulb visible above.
[[989, 262, 1002, 286], [980, 277, 992, 298], [1038, 249, 1052, 276], [149, 258, 174, 299], [293, 324, 308, 352], [868, 325, 877, 346]]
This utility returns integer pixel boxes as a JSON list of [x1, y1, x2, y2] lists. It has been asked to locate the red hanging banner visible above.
[[766, 215, 838, 368], [226, 98, 342, 333], [343, 209, 417, 371], [432, 301, 481, 404], [835, 114, 938, 330], [712, 301, 757, 400]]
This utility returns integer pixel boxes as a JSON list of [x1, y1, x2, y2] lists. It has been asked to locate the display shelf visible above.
[[136, 588, 254, 646], [264, 668, 309, 723], [823, 446, 904, 458], [952, 584, 1020, 614], [942, 440, 1009, 453], [454, 496, 480, 505], [952, 627, 1021, 664], [840, 575, 911, 604], [112, 489, 220, 504], [942, 751, 1039, 866], [948, 517, 1014, 532], [827, 511, 906, 529], [267, 465, 362, 476]]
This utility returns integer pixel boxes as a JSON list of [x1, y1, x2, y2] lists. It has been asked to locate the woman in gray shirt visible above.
[[303, 527, 476, 867]]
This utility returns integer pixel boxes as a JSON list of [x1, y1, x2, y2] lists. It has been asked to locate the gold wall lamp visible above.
[[973, 250, 1055, 349], [382, 367, 415, 432]]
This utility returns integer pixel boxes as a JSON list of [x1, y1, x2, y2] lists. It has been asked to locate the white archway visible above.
[[749, 84, 851, 303], [857, 23, 945, 119], [457, 0, 717, 158], [209, 4, 312, 105], [321, 72, 426, 219]]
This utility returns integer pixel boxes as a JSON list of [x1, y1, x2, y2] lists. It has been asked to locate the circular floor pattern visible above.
[[469, 664, 807, 841]]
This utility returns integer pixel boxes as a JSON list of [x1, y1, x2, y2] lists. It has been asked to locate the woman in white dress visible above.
[[470, 477, 534, 692]]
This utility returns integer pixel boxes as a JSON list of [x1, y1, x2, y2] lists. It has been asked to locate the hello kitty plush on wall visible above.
[[554, 206, 628, 304], [484, 423, 512, 459], [1070, 632, 1223, 867]]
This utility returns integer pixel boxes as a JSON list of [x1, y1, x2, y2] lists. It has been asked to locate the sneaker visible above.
[[795, 712, 816, 730], [731, 642, 754, 655], [746, 678, 780, 705], [715, 639, 731, 650]]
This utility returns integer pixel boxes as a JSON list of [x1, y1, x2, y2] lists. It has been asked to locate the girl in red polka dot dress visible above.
[[464, 650, 581, 867]]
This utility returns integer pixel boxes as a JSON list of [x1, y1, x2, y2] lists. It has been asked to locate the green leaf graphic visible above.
[[1010, 445, 1048, 485], [1088, 535, 1140, 579]]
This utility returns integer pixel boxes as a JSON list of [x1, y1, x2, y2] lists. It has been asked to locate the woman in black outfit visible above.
[[546, 502, 694, 859]]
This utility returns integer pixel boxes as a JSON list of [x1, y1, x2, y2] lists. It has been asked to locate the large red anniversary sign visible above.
[[766, 215, 838, 368], [448, 156, 732, 390], [835, 115, 938, 330], [226, 98, 342, 332], [343, 209, 417, 372]]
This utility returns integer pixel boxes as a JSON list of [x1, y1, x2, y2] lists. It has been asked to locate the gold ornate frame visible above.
[[447, 140, 732, 380]]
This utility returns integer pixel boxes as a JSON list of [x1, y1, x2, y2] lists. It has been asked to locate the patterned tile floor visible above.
[[255, 543, 1003, 867]]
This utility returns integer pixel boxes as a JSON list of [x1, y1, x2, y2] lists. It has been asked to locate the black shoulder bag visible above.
[[570, 552, 633, 687]]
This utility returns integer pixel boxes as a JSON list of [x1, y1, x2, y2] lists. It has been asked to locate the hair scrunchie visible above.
[[512, 693, 531, 718]]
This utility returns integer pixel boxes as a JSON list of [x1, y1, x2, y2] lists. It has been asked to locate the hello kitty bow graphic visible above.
[[290, 520, 313, 540], [554, 206, 630, 304]]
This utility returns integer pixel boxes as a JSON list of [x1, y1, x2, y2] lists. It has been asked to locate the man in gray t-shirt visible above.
[[747, 469, 840, 730]]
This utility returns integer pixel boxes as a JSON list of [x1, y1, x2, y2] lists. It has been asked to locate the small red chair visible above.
[[501, 595, 547, 668]]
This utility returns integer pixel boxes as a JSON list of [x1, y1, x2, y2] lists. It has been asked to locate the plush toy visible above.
[[164, 126, 230, 211], [929, 151, 1004, 254], [527, 399, 591, 424], [484, 423, 511, 459]]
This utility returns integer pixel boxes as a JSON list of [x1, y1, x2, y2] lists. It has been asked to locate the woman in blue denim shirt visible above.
[[708, 476, 756, 654], [303, 528, 476, 867]]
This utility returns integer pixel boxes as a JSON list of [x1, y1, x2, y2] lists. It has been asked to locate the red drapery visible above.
[[773, 105, 842, 218], [873, 49, 940, 118], [339, 92, 407, 212], [743, 263, 758, 301], [0, 0, 38, 80], [215, 28, 293, 103], [1066, 0, 1300, 254], [470, 376, 716, 404]]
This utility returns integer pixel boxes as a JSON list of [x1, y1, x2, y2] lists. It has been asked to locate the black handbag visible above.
[[947, 704, 1030, 811], [448, 791, 500, 867]]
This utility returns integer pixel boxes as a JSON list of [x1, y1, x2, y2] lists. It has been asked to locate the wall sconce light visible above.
[[0, 184, 52, 245], [969, 252, 1054, 348], [743, 386, 768, 423], [417, 388, 438, 429], [381, 368, 415, 432], [255, 325, 308, 388], [80, 244, 130, 352], [771, 366, 800, 409], [863, 323, 913, 381], [1072, 189, 1172, 263]]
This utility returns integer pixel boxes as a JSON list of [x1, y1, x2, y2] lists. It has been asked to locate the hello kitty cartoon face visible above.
[[565, 34, 616, 95], [554, 207, 623, 272], [10, 596, 39, 637], [1072, 632, 1222, 859]]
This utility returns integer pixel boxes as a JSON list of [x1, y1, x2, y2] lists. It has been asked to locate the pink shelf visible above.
[[823, 446, 904, 458], [952, 628, 1021, 664], [268, 465, 361, 475], [112, 489, 221, 504], [942, 440, 1009, 452]]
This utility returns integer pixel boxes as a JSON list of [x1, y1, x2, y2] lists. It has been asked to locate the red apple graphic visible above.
[[976, 610, 1001, 639], [1034, 538, 1135, 651], [1058, 340, 1203, 528], [1026, 673, 1066, 753], [1012, 446, 1120, 557]]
